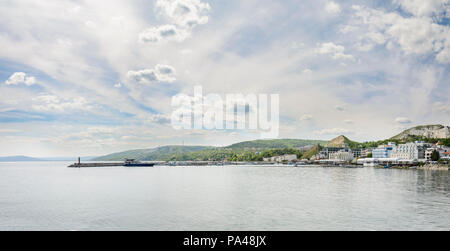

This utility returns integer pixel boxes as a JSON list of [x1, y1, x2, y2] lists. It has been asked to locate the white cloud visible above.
[[32, 94, 91, 113], [156, 0, 211, 28], [139, 24, 189, 43], [317, 42, 355, 61], [314, 128, 353, 135], [387, 18, 444, 55], [432, 102, 450, 115], [436, 46, 450, 64], [393, 0, 450, 18], [139, 0, 210, 43], [395, 117, 412, 124], [340, 25, 356, 34], [300, 114, 313, 121], [302, 69, 313, 74], [325, 1, 341, 15], [0, 0, 448, 156], [147, 114, 171, 124], [127, 64, 177, 84], [85, 20, 97, 29], [114, 82, 122, 88], [350, 5, 450, 63], [4, 72, 36, 86]]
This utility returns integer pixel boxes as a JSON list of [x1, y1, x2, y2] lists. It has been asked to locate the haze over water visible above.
[[0, 162, 449, 231]]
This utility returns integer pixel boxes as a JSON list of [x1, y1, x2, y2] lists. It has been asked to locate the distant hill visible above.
[[94, 139, 327, 161], [93, 146, 214, 161], [227, 139, 326, 150], [391, 124, 450, 140], [324, 135, 362, 148], [0, 156, 43, 162], [93, 125, 450, 161]]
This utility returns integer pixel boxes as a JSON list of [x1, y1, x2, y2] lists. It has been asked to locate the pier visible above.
[[68, 157, 155, 168], [68, 162, 124, 168], [68, 158, 278, 168]]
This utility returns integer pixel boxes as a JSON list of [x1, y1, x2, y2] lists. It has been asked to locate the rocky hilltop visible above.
[[391, 125, 450, 140], [324, 135, 360, 148]]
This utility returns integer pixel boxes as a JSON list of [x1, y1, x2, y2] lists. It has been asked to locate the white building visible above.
[[329, 151, 354, 161], [390, 142, 427, 160], [264, 154, 298, 162], [318, 147, 360, 159], [373, 143, 396, 158], [442, 151, 450, 160], [273, 154, 297, 162], [361, 148, 374, 158], [425, 145, 450, 161]]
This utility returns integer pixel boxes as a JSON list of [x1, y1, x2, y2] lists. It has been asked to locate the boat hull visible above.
[[123, 163, 155, 167]]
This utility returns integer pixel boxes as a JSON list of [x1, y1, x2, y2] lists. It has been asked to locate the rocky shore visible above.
[[418, 164, 449, 171]]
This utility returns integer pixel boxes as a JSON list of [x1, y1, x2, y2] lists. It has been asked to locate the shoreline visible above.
[[64, 161, 449, 170]]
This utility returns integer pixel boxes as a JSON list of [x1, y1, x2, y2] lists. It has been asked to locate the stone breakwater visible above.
[[418, 164, 449, 171]]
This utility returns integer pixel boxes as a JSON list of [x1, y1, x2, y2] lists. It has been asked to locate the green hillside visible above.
[[93, 125, 450, 161], [94, 139, 326, 161], [227, 139, 326, 149]]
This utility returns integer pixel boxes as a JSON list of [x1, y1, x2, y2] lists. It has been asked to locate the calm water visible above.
[[0, 162, 449, 231]]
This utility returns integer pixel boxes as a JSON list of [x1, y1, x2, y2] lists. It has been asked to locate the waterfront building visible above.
[[390, 142, 428, 160], [352, 149, 362, 158], [425, 145, 450, 161], [319, 147, 344, 159], [442, 151, 450, 160], [373, 148, 391, 158], [279, 154, 297, 162], [318, 147, 362, 159], [361, 148, 374, 158], [329, 151, 354, 161], [265, 154, 298, 162], [373, 143, 395, 159], [425, 148, 437, 160]]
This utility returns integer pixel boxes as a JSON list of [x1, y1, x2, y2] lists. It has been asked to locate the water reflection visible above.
[[0, 162, 449, 230]]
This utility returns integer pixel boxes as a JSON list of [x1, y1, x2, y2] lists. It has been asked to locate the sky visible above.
[[0, 0, 449, 157]]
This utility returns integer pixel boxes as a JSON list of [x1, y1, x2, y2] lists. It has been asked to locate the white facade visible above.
[[329, 151, 354, 161], [390, 142, 426, 160], [425, 148, 437, 160], [265, 154, 298, 162], [373, 147, 392, 158], [273, 154, 297, 162]]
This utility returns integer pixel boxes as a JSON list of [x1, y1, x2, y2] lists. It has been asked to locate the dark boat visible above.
[[123, 159, 155, 167]]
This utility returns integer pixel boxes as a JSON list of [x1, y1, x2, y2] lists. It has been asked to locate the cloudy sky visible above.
[[0, 0, 449, 157]]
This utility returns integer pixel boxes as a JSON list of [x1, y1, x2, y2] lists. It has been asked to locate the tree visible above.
[[431, 150, 440, 161]]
